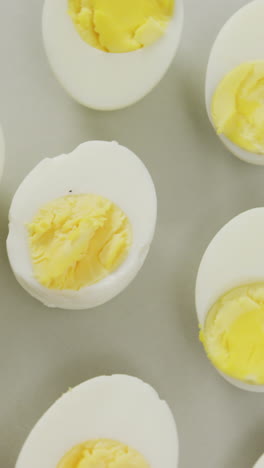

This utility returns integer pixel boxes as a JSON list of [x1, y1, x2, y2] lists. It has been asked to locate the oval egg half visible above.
[[205, 0, 264, 164], [42, 0, 184, 110], [15, 375, 179, 468], [196, 208, 264, 391], [7, 141, 157, 310]]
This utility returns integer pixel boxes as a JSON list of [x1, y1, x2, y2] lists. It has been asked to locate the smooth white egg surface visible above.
[[42, 0, 184, 110], [254, 454, 264, 468], [0, 124, 5, 181], [15, 375, 179, 468], [196, 209, 264, 325], [205, 0, 264, 164], [196, 208, 264, 392], [7, 141, 157, 310]]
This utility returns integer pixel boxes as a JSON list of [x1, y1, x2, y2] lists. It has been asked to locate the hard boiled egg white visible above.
[[205, 0, 264, 165], [196, 208, 264, 392], [254, 454, 264, 468], [7, 141, 157, 310], [42, 0, 184, 110], [15, 375, 179, 468]]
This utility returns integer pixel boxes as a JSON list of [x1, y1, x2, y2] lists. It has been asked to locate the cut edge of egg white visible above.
[[15, 374, 179, 468], [42, 0, 184, 110], [205, 0, 264, 165], [195, 208, 264, 392], [7, 140, 157, 310]]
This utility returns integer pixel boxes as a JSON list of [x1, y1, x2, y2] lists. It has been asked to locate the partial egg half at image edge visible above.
[[196, 208, 264, 392], [15, 375, 179, 468], [205, 0, 264, 165], [254, 453, 264, 468], [42, 0, 184, 110]]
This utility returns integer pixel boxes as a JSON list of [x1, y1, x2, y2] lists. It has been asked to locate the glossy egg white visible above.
[[195, 208, 264, 392], [15, 375, 179, 468], [205, 0, 264, 165], [0, 125, 5, 181], [7, 141, 157, 310], [254, 454, 264, 468], [42, 0, 184, 110]]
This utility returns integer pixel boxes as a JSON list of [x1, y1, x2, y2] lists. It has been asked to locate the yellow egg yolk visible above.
[[68, 0, 174, 53], [28, 194, 132, 290], [211, 61, 264, 154], [200, 283, 264, 385], [57, 439, 151, 468]]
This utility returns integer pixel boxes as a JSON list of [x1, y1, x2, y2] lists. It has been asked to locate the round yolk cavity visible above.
[[68, 0, 174, 53], [211, 61, 264, 154], [200, 283, 264, 385], [28, 194, 132, 290], [57, 439, 151, 468]]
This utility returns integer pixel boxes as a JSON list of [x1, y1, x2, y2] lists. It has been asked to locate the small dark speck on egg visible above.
[[69, 190, 72, 193]]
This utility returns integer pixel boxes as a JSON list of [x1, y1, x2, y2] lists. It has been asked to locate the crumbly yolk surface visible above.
[[211, 61, 264, 154], [68, 0, 174, 53], [200, 283, 264, 385], [28, 194, 132, 290], [57, 439, 151, 468]]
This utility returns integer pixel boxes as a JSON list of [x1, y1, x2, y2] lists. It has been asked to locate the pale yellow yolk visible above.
[[57, 439, 151, 468], [212, 61, 264, 154], [200, 283, 264, 385], [28, 194, 132, 290], [68, 0, 174, 53]]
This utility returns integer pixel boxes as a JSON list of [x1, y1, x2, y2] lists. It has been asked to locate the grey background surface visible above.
[[0, 1, 263, 467]]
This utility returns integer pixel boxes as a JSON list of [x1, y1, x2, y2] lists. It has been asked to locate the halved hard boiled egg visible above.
[[205, 0, 264, 165], [0, 124, 5, 181], [15, 375, 179, 468], [254, 454, 264, 468], [42, 0, 184, 110], [7, 141, 157, 310], [196, 208, 264, 392]]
